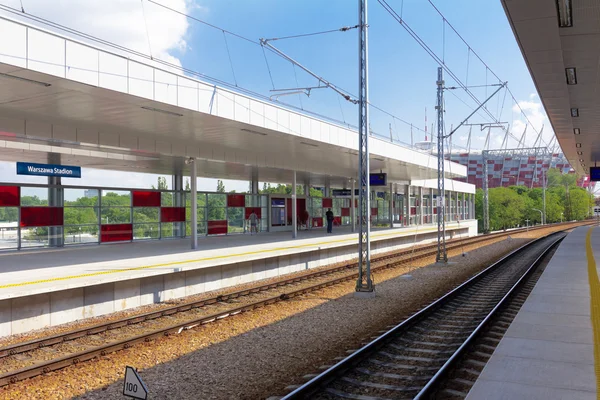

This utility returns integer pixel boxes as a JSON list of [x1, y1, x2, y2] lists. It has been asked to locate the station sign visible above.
[[17, 162, 81, 178], [590, 167, 600, 182], [123, 366, 148, 399], [369, 173, 387, 187], [594, 206, 600, 216], [271, 198, 285, 207]]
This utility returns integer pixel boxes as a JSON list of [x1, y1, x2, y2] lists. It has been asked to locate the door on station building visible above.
[[286, 198, 306, 226]]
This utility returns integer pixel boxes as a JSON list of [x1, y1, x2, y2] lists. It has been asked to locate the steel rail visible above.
[[281, 231, 566, 399], [413, 233, 564, 399], [0, 222, 586, 387], [0, 222, 556, 359]]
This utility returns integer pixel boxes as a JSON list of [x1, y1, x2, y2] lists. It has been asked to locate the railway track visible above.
[[280, 231, 566, 400], [0, 222, 582, 387]]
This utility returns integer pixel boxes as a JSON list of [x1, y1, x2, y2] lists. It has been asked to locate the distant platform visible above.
[[0, 221, 476, 337]]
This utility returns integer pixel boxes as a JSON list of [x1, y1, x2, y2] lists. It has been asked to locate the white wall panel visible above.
[[310, 119, 321, 141], [198, 83, 215, 114], [154, 69, 177, 106], [288, 112, 301, 135], [249, 100, 264, 128], [234, 95, 250, 124], [300, 115, 310, 137], [0, 20, 26, 68], [66, 41, 98, 86], [216, 89, 234, 119], [321, 123, 330, 143], [128, 61, 153, 99], [264, 103, 278, 130], [98, 52, 128, 93], [28, 29, 65, 77], [177, 77, 198, 111]]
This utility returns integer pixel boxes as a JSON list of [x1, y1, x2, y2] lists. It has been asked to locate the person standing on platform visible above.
[[249, 210, 258, 235], [326, 208, 334, 234]]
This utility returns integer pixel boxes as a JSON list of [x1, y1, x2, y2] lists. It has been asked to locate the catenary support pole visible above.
[[190, 159, 198, 250], [356, 0, 373, 293], [292, 171, 297, 239], [436, 67, 448, 263], [389, 182, 393, 228]]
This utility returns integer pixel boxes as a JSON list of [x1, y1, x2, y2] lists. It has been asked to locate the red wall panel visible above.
[[333, 216, 342, 226], [207, 220, 227, 235], [0, 186, 19, 207], [161, 207, 185, 223], [244, 207, 262, 220], [132, 191, 160, 207], [341, 207, 350, 217], [312, 217, 323, 227], [100, 224, 133, 242], [227, 194, 245, 208], [322, 198, 333, 208], [21, 207, 63, 227], [371, 208, 378, 216]]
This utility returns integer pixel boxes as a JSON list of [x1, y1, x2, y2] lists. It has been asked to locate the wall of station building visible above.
[[0, 183, 475, 251]]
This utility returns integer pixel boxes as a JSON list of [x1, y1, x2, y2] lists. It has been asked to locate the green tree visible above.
[[217, 180, 225, 193]]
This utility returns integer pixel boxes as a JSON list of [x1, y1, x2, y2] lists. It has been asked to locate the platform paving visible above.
[[0, 221, 472, 301], [466, 226, 597, 399]]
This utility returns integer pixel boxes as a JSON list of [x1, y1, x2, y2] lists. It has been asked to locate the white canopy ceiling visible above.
[[0, 15, 467, 188]]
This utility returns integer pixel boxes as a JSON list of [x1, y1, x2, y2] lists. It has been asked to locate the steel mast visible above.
[[356, 0, 373, 293], [435, 67, 447, 263]]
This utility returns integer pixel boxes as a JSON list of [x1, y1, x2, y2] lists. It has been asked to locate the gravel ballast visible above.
[[0, 226, 575, 399]]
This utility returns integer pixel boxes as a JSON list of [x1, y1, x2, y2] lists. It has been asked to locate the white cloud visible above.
[[510, 93, 555, 149], [3, 0, 195, 68]]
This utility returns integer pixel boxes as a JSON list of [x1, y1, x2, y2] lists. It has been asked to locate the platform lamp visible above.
[[532, 208, 544, 226]]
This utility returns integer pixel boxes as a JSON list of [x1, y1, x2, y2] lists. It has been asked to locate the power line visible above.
[[425, 0, 549, 148], [265, 25, 360, 42]]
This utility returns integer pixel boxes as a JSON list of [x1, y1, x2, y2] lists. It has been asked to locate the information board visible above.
[[369, 173, 387, 187], [590, 167, 600, 182]]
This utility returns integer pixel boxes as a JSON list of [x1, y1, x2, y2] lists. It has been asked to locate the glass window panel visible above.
[[64, 188, 98, 206], [64, 206, 99, 225], [0, 207, 18, 224], [64, 225, 99, 245], [101, 207, 131, 224], [186, 193, 208, 208], [101, 190, 131, 206], [207, 207, 226, 221], [133, 223, 160, 240], [185, 207, 206, 221], [185, 221, 207, 236], [20, 227, 62, 248], [0, 186, 20, 207], [161, 191, 184, 207], [133, 207, 159, 223], [21, 187, 49, 206]]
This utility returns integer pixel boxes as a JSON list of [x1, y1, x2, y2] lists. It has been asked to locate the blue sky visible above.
[[0, 0, 550, 191]]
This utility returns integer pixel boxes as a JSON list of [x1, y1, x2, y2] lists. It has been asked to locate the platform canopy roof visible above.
[[502, 0, 598, 176], [0, 15, 466, 187]]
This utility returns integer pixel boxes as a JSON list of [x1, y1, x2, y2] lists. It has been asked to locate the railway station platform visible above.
[[0, 220, 476, 338], [467, 225, 598, 399]]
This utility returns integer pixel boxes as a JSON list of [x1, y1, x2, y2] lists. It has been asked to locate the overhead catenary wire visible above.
[[425, 0, 550, 148], [140, 0, 153, 59], [264, 25, 360, 42], [222, 30, 238, 86]]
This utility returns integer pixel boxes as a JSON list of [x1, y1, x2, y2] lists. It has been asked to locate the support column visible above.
[[251, 167, 259, 195], [304, 179, 310, 196], [324, 182, 331, 198], [405, 184, 410, 226], [48, 176, 64, 247], [462, 192, 466, 220], [292, 171, 297, 239], [430, 188, 434, 224], [419, 187, 424, 225], [389, 183, 393, 228], [351, 179, 356, 232], [173, 174, 184, 237], [190, 159, 198, 249]]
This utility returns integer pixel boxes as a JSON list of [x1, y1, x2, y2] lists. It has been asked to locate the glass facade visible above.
[[0, 183, 475, 251]]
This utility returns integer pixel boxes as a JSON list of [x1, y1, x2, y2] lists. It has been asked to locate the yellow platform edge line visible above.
[[0, 224, 455, 290], [585, 227, 600, 399]]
